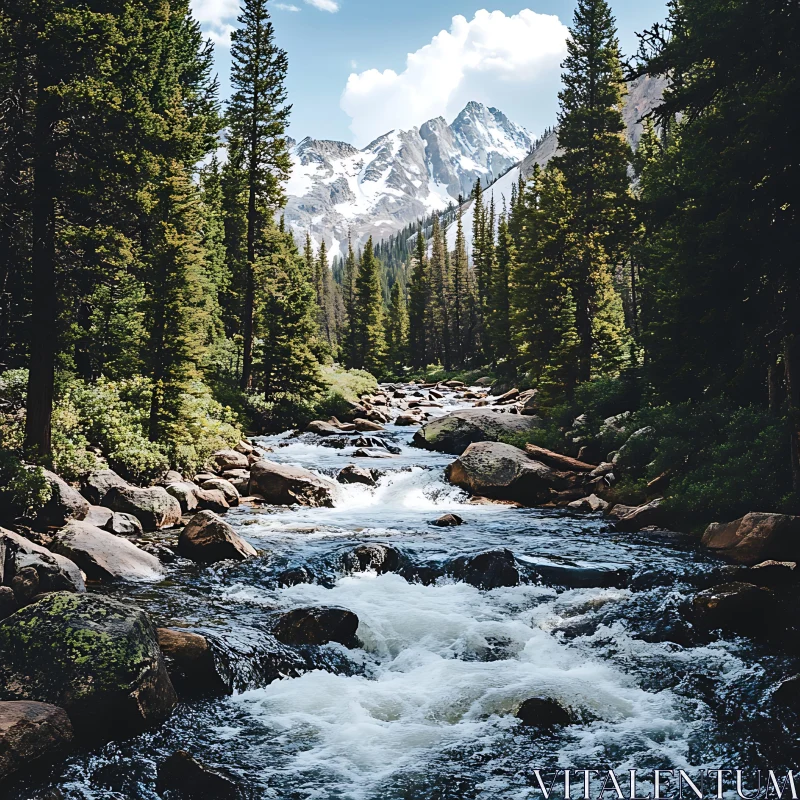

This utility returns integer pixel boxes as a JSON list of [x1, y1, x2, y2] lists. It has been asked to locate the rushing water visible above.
[[6, 387, 800, 800]]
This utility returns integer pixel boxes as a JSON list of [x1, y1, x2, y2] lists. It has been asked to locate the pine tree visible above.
[[341, 234, 358, 366], [227, 0, 291, 390], [489, 213, 514, 366], [407, 229, 428, 370], [384, 281, 409, 378], [553, 0, 634, 383], [427, 216, 451, 370], [450, 205, 470, 366], [350, 237, 386, 376]]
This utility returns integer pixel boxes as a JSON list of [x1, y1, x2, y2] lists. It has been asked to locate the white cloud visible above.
[[191, 0, 240, 31], [340, 9, 569, 146], [305, 0, 339, 11], [276, 2, 302, 10]]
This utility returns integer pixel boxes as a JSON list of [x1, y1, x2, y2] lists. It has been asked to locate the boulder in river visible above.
[[80, 469, 131, 506], [354, 418, 385, 432], [272, 606, 359, 647], [0, 592, 177, 737], [107, 511, 143, 537], [210, 449, 249, 473], [0, 528, 85, 596], [701, 512, 800, 566], [516, 697, 573, 728], [277, 566, 315, 587], [178, 510, 257, 564], [692, 581, 777, 636], [0, 587, 15, 620], [446, 442, 574, 505], [432, 513, 464, 527], [305, 420, 342, 436], [51, 521, 164, 582], [36, 470, 90, 529], [200, 478, 240, 507], [156, 628, 228, 698], [395, 413, 421, 427], [343, 543, 402, 575], [166, 482, 200, 513], [0, 701, 74, 782], [453, 549, 520, 590], [85, 505, 113, 529], [609, 498, 666, 532], [103, 486, 182, 531], [249, 459, 337, 507], [412, 408, 542, 455], [156, 750, 242, 800], [337, 465, 376, 487], [194, 488, 230, 513], [568, 494, 609, 513]]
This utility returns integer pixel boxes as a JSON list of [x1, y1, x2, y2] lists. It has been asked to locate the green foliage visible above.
[[348, 237, 386, 377], [0, 450, 52, 520], [384, 281, 409, 379]]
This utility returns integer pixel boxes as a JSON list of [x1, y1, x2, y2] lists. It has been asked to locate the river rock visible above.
[[156, 750, 241, 800], [354, 418, 385, 433], [166, 482, 200, 513], [85, 505, 113, 529], [249, 460, 337, 507], [0, 592, 177, 737], [0, 529, 85, 596], [748, 560, 798, 587], [395, 413, 421, 426], [200, 478, 240, 507], [701, 513, 800, 566], [773, 675, 800, 713], [413, 409, 543, 455], [454, 549, 520, 590], [272, 606, 359, 647], [337, 465, 376, 487], [156, 628, 228, 698], [306, 420, 342, 436], [81, 469, 131, 506], [194, 489, 230, 513], [692, 582, 777, 636], [36, 470, 90, 529], [568, 494, 609, 513], [0, 587, 15, 620], [446, 442, 573, 505], [107, 511, 144, 537], [155, 470, 185, 488], [516, 697, 573, 728], [610, 498, 666, 532], [0, 701, 74, 782], [51, 521, 164, 582], [277, 566, 315, 587], [433, 513, 464, 527], [178, 511, 257, 564], [353, 448, 393, 459], [210, 449, 248, 473], [343, 544, 402, 574], [103, 486, 182, 531]]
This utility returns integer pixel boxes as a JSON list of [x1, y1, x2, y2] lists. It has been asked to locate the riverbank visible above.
[[1, 384, 799, 799]]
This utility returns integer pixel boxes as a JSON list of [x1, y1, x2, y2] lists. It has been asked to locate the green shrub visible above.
[[0, 449, 52, 520]]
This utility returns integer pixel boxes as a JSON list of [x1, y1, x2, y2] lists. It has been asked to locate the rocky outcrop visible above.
[[516, 697, 573, 728], [0, 592, 177, 737], [337, 465, 376, 487], [452, 549, 520, 590], [701, 513, 800, 566], [272, 606, 359, 647], [0, 529, 85, 598], [156, 750, 241, 800], [608, 498, 665, 532], [36, 470, 90, 529], [177, 511, 257, 564], [81, 469, 131, 506], [413, 409, 542, 455], [166, 482, 200, 514], [249, 460, 337, 507], [51, 521, 164, 582], [156, 628, 228, 698], [0, 701, 74, 782], [445, 442, 574, 505], [103, 486, 182, 531]]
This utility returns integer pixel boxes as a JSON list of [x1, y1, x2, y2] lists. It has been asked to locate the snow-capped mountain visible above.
[[283, 102, 533, 258]]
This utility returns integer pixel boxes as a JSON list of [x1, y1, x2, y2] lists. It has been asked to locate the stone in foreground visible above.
[[701, 512, 800, 566], [516, 697, 573, 728], [0, 701, 74, 782], [692, 582, 776, 636], [0, 528, 85, 595], [51, 521, 164, 582], [455, 549, 520, 590], [157, 628, 228, 698], [433, 513, 464, 527], [337, 465, 376, 487], [36, 470, 90, 529], [178, 511, 257, 564], [249, 459, 337, 507], [446, 441, 573, 505], [413, 408, 542, 455], [343, 543, 402, 574], [0, 592, 177, 737], [272, 606, 359, 647]]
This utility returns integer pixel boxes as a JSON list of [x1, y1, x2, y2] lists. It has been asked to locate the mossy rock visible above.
[[0, 592, 177, 738]]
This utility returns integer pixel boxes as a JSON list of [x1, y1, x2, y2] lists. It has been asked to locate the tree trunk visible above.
[[784, 335, 800, 495], [24, 76, 59, 461], [768, 359, 783, 413]]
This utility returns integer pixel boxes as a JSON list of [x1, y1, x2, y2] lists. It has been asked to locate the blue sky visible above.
[[192, 1, 667, 146]]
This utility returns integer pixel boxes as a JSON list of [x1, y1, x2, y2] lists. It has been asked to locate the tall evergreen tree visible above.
[[407, 229, 428, 370], [341, 234, 358, 366], [227, 0, 291, 390], [427, 216, 451, 370], [450, 205, 470, 366], [384, 281, 409, 378], [350, 237, 385, 376], [552, 0, 634, 383], [489, 213, 514, 366]]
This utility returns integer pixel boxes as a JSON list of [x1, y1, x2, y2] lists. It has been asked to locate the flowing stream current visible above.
[[8, 387, 800, 799]]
